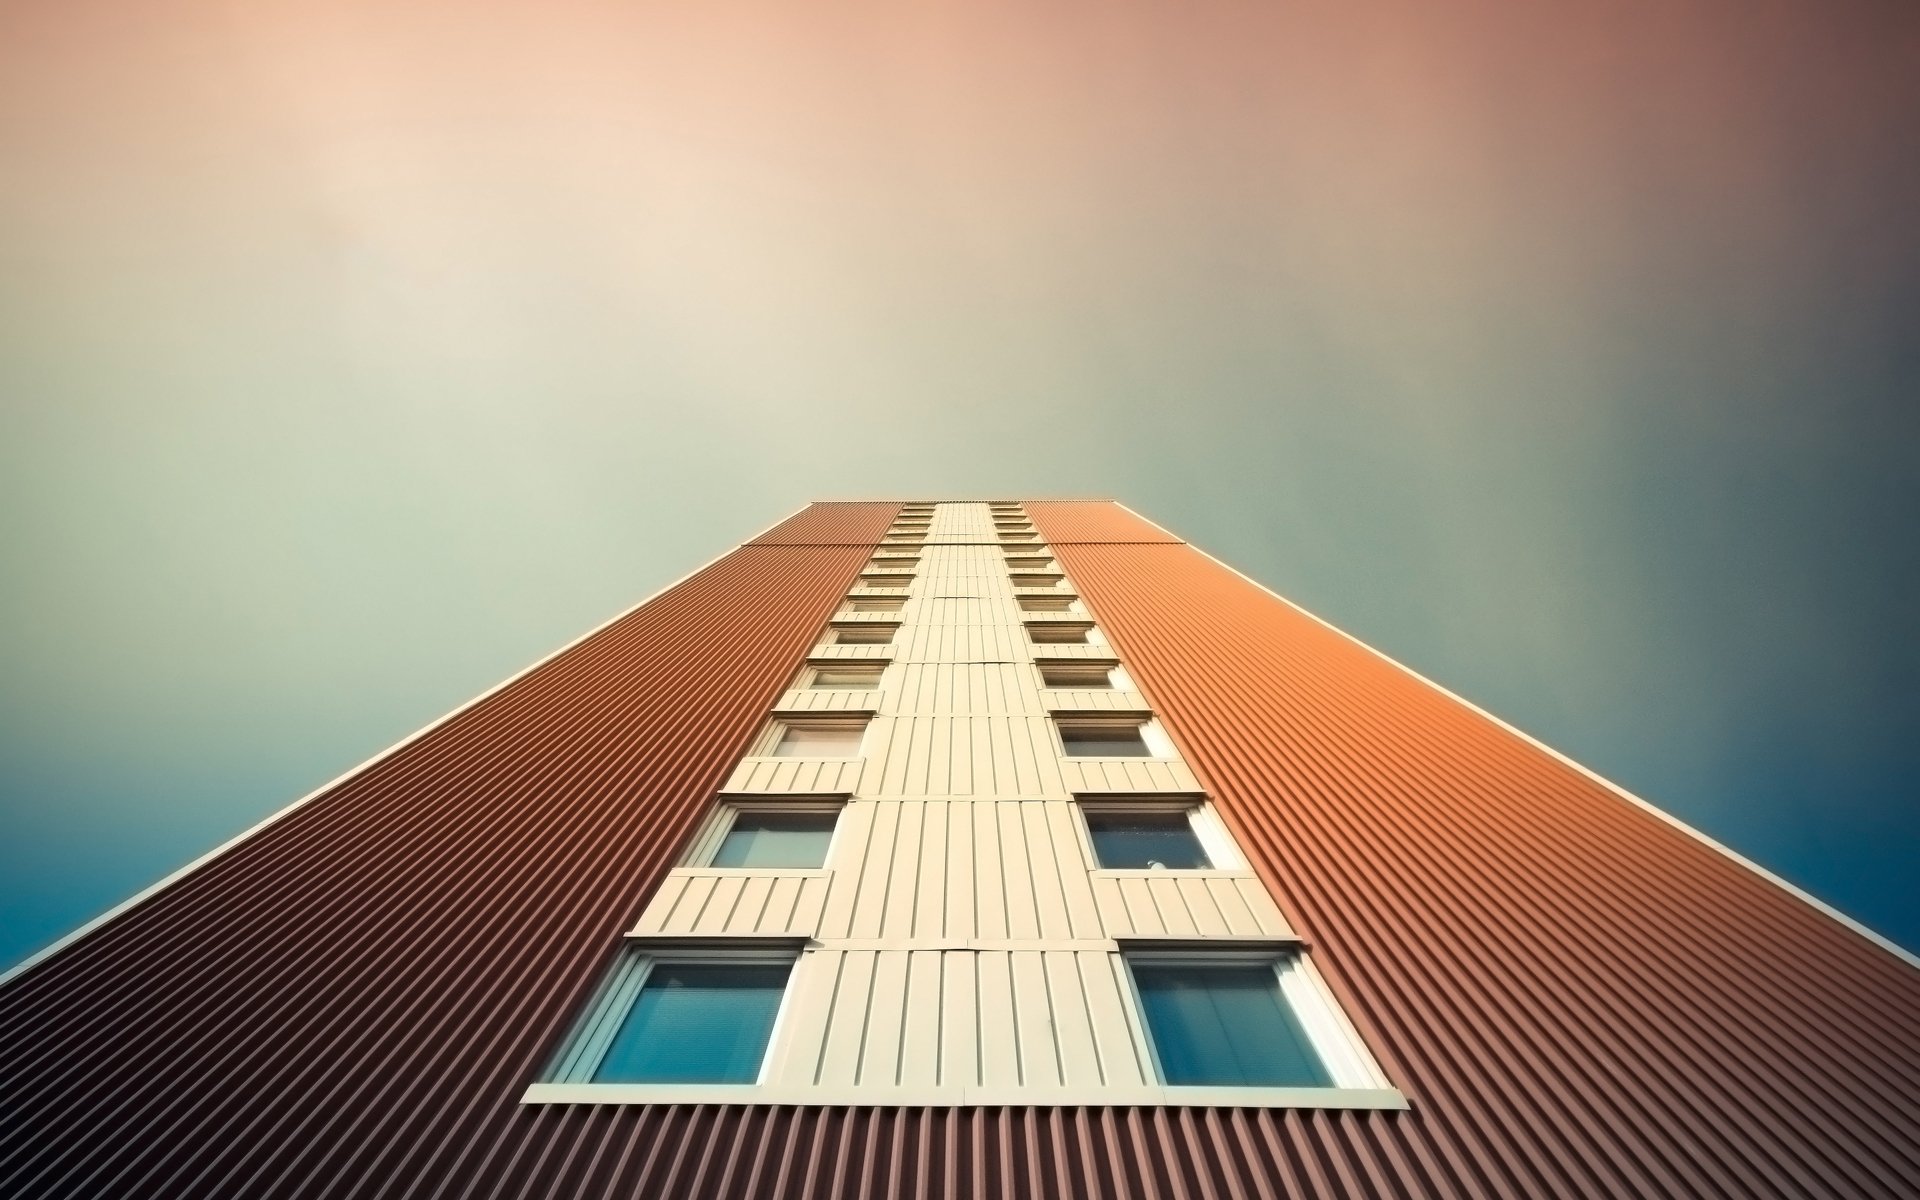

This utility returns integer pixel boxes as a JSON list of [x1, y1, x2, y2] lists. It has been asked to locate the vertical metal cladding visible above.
[[5, 498, 1915, 1199], [751, 502, 907, 545], [1035, 503, 1920, 1200]]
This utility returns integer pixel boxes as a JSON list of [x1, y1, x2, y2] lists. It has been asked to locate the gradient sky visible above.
[[3, 1, 1916, 970]]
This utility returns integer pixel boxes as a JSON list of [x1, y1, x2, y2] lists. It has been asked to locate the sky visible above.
[[1, 0, 1916, 970]]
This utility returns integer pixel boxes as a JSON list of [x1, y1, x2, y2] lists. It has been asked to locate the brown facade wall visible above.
[[3, 499, 1915, 1199]]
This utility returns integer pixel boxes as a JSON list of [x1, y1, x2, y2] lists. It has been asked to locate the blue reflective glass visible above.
[[1134, 964, 1332, 1087], [593, 962, 790, 1083], [1086, 813, 1210, 869], [711, 812, 837, 868]]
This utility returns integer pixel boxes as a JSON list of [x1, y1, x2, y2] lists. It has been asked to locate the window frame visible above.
[[1026, 621, 1102, 645], [829, 623, 897, 645], [762, 716, 870, 758], [1037, 661, 1132, 691], [681, 799, 846, 872], [804, 661, 887, 690], [1055, 716, 1176, 759], [1118, 948, 1389, 1093], [841, 598, 906, 614], [1075, 796, 1242, 872], [543, 945, 801, 1086]]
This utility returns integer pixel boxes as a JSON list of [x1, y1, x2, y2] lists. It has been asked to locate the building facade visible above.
[[2, 499, 1916, 1197]]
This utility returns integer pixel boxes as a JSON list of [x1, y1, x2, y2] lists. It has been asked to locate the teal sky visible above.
[[3, 1, 1917, 968]]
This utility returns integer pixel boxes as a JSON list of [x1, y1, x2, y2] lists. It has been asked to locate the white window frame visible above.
[[680, 799, 846, 871], [1017, 596, 1082, 614], [1118, 949, 1390, 1093], [1054, 716, 1177, 759], [804, 661, 887, 689], [1026, 621, 1105, 646], [1037, 661, 1134, 691], [543, 946, 801, 1086], [760, 716, 870, 758], [829, 623, 897, 646], [841, 598, 906, 614], [1076, 796, 1243, 871]]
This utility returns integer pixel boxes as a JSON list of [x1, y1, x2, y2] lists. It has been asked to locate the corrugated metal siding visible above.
[[1036, 504, 1920, 1200], [750, 502, 906, 545], [1024, 500, 1182, 543], [6, 497, 1914, 1199]]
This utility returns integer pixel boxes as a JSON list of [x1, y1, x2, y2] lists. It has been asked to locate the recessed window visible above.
[[584, 958, 794, 1084], [1085, 811, 1211, 869], [1011, 573, 1064, 588], [1058, 720, 1153, 757], [1005, 556, 1052, 570], [773, 720, 867, 757], [831, 624, 895, 645], [1019, 597, 1078, 613], [711, 810, 839, 868], [843, 598, 904, 613], [1038, 662, 1120, 689], [1130, 960, 1334, 1088], [1028, 623, 1093, 644], [860, 573, 914, 588], [810, 664, 885, 689]]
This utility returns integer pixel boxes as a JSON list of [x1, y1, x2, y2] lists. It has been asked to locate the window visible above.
[[1005, 556, 1052, 570], [831, 624, 895, 645], [1018, 597, 1078, 613], [810, 663, 885, 688], [1085, 811, 1211, 869], [860, 573, 914, 588], [1011, 573, 1064, 588], [556, 955, 795, 1084], [1038, 662, 1123, 689], [773, 720, 866, 756], [1128, 960, 1334, 1088], [711, 809, 839, 868], [843, 598, 904, 613], [1028, 623, 1093, 644], [1058, 720, 1155, 757]]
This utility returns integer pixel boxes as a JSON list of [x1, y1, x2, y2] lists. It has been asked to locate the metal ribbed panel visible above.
[[1023, 500, 1182, 543], [752, 502, 908, 545], [1037, 506, 1920, 1200]]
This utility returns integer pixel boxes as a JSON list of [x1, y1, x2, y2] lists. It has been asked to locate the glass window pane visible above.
[[812, 668, 881, 688], [593, 962, 790, 1083], [1133, 964, 1333, 1087], [712, 811, 837, 867], [1028, 626, 1089, 644], [834, 627, 893, 644], [774, 724, 864, 756], [1040, 666, 1113, 689], [1060, 725, 1151, 757], [1086, 812, 1211, 869]]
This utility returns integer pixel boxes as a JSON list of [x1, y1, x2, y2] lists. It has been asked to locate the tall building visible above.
[[2, 499, 1916, 1198]]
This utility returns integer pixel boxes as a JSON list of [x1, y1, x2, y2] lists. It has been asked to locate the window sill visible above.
[[522, 1083, 1409, 1110]]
